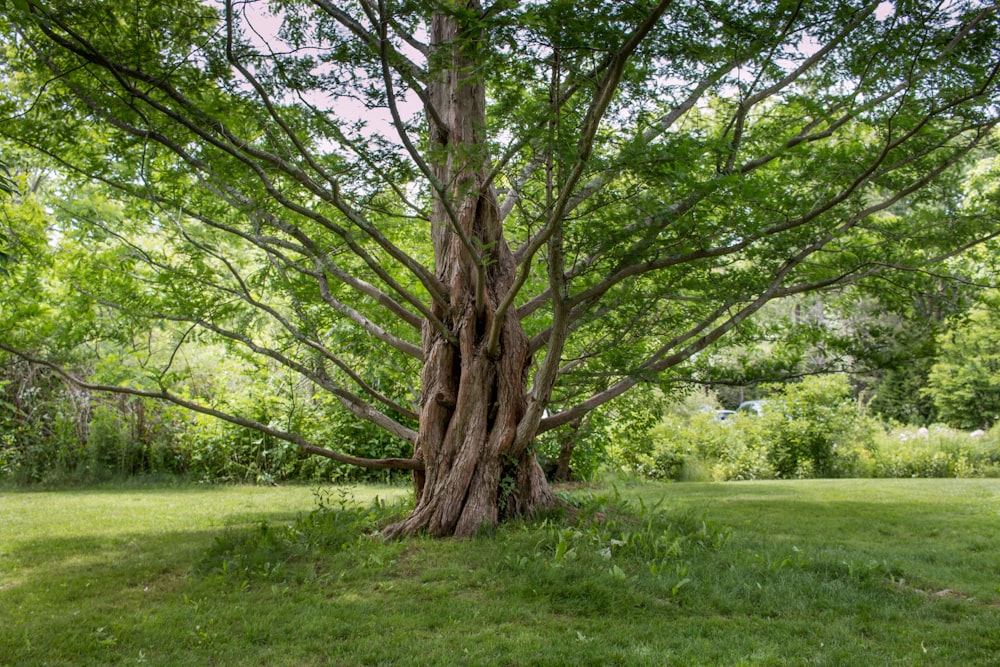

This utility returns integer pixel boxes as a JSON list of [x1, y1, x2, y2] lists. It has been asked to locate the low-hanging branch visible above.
[[21, 38, 451, 346], [536, 122, 998, 433], [27, 7, 454, 317]]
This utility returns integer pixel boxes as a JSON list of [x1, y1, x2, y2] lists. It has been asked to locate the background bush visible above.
[[0, 355, 412, 485], [618, 376, 999, 482], [6, 352, 999, 486], [869, 425, 1000, 478]]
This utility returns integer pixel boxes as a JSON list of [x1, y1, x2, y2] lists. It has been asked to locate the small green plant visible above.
[[497, 467, 518, 516]]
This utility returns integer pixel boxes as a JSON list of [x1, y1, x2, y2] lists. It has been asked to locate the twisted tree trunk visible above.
[[384, 4, 556, 538]]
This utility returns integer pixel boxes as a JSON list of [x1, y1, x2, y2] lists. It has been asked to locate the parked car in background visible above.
[[736, 400, 768, 416], [714, 409, 736, 421]]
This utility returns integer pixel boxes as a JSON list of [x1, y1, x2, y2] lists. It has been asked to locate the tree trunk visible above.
[[549, 422, 580, 483], [384, 4, 556, 538]]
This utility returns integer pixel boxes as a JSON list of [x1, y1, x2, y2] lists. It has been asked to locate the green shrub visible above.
[[629, 377, 879, 481], [557, 390, 664, 482], [295, 394, 413, 484], [762, 376, 878, 478], [640, 410, 776, 482], [711, 423, 776, 481], [870, 425, 1000, 478], [625, 382, 1000, 481]]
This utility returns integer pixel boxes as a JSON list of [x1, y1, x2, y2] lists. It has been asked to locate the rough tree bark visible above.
[[383, 4, 556, 538]]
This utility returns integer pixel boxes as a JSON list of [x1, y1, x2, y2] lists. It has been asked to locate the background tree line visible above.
[[3, 149, 998, 484]]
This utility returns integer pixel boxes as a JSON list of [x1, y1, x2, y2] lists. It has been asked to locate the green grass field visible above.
[[2, 478, 999, 666]]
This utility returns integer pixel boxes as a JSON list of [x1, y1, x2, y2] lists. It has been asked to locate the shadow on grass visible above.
[[660, 494, 1000, 603], [0, 508, 309, 594]]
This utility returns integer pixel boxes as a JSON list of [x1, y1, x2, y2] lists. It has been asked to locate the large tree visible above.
[[1, 0, 998, 536]]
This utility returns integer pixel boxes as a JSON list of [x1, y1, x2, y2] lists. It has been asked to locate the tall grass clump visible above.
[[870, 425, 1000, 478], [199, 488, 413, 582]]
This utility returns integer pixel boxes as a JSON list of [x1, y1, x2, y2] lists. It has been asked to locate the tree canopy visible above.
[[2, 0, 998, 535]]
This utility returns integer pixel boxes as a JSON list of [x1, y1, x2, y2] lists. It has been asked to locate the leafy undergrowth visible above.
[[2, 480, 999, 665]]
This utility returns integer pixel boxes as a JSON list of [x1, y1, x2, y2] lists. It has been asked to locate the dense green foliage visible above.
[[0, 357, 410, 485], [924, 292, 1000, 429], [618, 376, 1000, 482]]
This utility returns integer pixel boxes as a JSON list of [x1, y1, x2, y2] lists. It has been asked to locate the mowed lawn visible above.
[[1, 478, 999, 666]]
